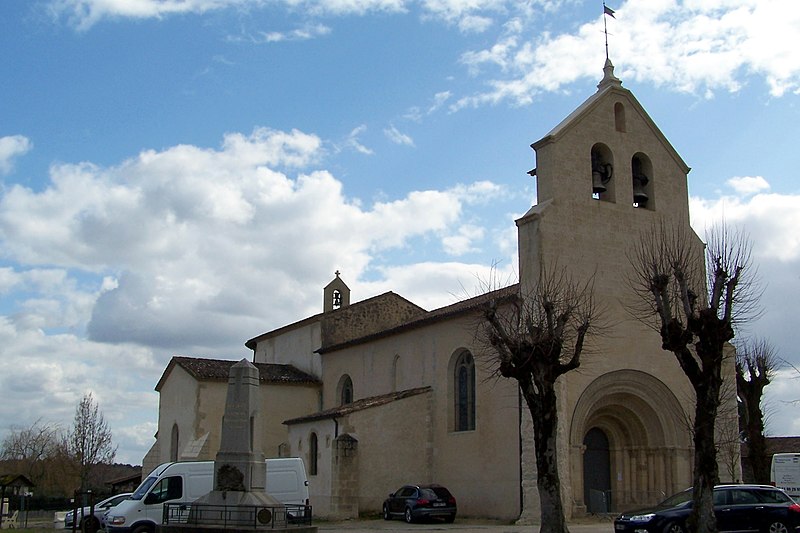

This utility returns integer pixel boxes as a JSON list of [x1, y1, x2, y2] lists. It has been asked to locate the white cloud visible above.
[[763, 368, 800, 436], [0, 135, 32, 175], [404, 91, 452, 122], [0, 127, 512, 462], [0, 315, 160, 463], [460, 36, 516, 75], [384, 125, 415, 146], [421, 0, 507, 33], [239, 23, 332, 43], [453, 0, 800, 108], [442, 223, 484, 255], [690, 189, 800, 262], [48, 0, 408, 30], [726, 175, 770, 196], [343, 125, 374, 155], [359, 259, 517, 311]]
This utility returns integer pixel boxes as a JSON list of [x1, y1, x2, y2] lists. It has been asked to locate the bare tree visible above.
[[629, 223, 759, 533], [64, 393, 117, 490], [477, 266, 602, 533], [736, 338, 778, 484], [1, 418, 61, 486]]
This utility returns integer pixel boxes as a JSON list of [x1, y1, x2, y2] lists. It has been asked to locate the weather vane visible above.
[[603, 2, 616, 60]]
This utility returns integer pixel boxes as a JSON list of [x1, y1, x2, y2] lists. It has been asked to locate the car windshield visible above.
[[657, 490, 693, 509], [130, 476, 158, 501]]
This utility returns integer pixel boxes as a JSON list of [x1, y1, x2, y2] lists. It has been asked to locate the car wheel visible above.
[[404, 507, 414, 524], [445, 514, 455, 523], [663, 521, 686, 533], [767, 521, 789, 533], [132, 524, 154, 533], [383, 504, 391, 521], [81, 516, 101, 533]]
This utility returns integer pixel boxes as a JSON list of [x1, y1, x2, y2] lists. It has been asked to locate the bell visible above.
[[633, 172, 649, 206], [592, 170, 607, 194]]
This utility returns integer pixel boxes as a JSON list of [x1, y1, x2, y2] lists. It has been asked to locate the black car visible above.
[[382, 484, 457, 523], [614, 484, 800, 533]]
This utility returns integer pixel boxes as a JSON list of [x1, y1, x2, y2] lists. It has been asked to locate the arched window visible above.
[[614, 102, 626, 132], [338, 374, 354, 406], [309, 433, 318, 476], [454, 351, 476, 431], [391, 354, 401, 392], [170, 423, 179, 462]]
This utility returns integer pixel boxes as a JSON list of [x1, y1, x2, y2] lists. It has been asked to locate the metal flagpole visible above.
[[603, 2, 615, 60]]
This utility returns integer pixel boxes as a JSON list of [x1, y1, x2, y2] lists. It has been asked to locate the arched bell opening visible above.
[[591, 143, 615, 202], [631, 153, 654, 210]]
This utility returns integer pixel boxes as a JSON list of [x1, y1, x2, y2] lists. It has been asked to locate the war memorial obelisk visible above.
[[160, 359, 315, 533], [198, 358, 282, 508]]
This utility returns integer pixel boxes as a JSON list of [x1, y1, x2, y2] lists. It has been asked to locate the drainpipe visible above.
[[518, 387, 524, 522]]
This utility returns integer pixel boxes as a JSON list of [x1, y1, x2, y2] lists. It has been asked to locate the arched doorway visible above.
[[570, 370, 693, 515], [583, 427, 611, 513]]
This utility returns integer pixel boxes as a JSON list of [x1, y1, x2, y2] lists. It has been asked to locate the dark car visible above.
[[614, 484, 800, 533], [382, 484, 457, 523]]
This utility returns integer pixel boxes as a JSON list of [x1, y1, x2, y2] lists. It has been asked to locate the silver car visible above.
[[65, 493, 131, 530]]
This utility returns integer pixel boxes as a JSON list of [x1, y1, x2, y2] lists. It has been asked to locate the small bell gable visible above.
[[323, 271, 351, 313]]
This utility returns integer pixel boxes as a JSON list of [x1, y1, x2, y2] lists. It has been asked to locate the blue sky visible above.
[[1, 0, 799, 465]]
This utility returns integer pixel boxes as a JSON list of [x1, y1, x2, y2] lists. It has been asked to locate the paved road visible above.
[[317, 518, 616, 533]]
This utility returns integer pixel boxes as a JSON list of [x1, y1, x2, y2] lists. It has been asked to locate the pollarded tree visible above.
[[629, 223, 759, 533], [736, 338, 778, 484], [64, 393, 117, 491], [478, 266, 602, 533]]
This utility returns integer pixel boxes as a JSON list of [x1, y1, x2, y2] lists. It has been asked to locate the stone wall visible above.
[[321, 293, 424, 348]]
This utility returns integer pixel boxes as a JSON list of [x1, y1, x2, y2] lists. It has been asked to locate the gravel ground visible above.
[[317, 517, 616, 533]]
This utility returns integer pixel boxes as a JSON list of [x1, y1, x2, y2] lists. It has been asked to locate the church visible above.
[[143, 60, 740, 522]]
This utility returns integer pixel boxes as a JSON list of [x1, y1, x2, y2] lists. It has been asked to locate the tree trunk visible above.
[[521, 377, 569, 533], [741, 383, 770, 483], [747, 431, 769, 484], [688, 374, 721, 533]]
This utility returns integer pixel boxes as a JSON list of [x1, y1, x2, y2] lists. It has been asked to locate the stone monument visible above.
[[195, 359, 282, 510], [160, 359, 314, 532]]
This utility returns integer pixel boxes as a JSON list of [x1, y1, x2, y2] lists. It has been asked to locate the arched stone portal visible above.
[[570, 370, 693, 515]]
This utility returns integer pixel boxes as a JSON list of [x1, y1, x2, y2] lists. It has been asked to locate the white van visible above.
[[106, 458, 309, 533], [771, 453, 800, 499]]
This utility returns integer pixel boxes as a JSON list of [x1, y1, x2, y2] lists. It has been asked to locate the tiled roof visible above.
[[155, 356, 321, 391], [283, 386, 432, 425], [317, 284, 519, 354], [244, 291, 425, 350], [0, 474, 34, 488]]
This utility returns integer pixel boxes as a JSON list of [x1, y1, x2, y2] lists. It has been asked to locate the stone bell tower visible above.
[[514, 59, 713, 520], [517, 58, 696, 296]]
